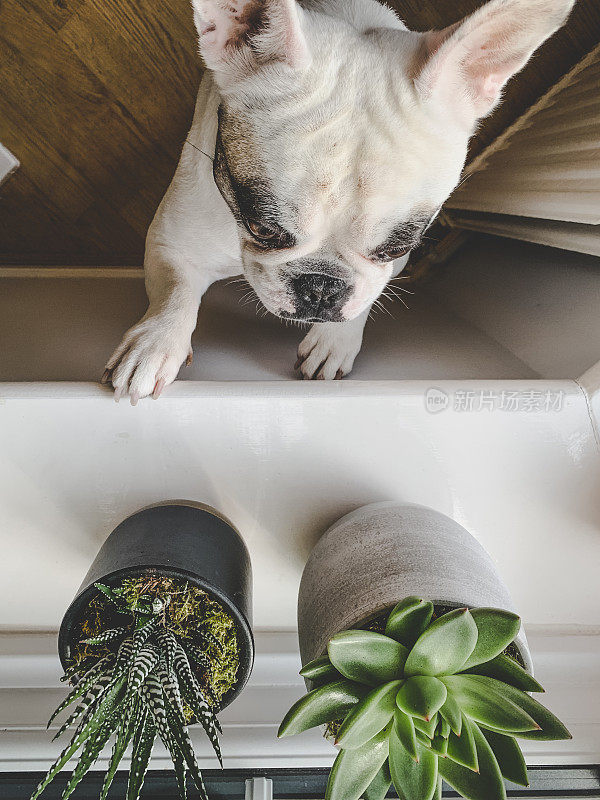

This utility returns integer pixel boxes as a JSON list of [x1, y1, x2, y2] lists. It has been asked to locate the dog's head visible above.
[[194, 0, 573, 322]]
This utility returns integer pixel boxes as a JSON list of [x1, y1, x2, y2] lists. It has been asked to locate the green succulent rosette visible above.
[[279, 597, 571, 800]]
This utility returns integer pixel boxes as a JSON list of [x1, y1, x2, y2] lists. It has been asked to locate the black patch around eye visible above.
[[213, 121, 296, 251], [369, 214, 432, 260], [213, 134, 241, 221]]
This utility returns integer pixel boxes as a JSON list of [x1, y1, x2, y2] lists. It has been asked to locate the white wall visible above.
[[426, 234, 600, 379], [0, 271, 534, 382], [1, 380, 599, 631]]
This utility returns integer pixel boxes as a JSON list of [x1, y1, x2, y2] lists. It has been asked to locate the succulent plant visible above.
[[33, 580, 232, 800], [279, 597, 571, 800]]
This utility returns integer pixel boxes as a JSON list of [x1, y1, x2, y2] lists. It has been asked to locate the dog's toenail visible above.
[[335, 369, 343, 380], [294, 358, 302, 370], [153, 378, 166, 399], [101, 369, 111, 384], [130, 393, 139, 407]]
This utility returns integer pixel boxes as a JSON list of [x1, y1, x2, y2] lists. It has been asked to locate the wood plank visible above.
[[0, 0, 186, 261], [60, 0, 199, 161], [75, 199, 145, 264], [0, 173, 83, 264], [0, 172, 142, 265], [18, 0, 85, 32], [0, 100, 96, 224]]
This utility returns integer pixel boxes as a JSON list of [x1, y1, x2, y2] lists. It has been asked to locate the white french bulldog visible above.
[[104, 0, 574, 403]]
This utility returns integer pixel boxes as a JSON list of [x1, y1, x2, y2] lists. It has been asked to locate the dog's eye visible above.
[[373, 246, 409, 263], [245, 218, 296, 250], [247, 219, 281, 241]]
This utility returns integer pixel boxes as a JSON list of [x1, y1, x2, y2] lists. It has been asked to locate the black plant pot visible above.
[[58, 501, 254, 709]]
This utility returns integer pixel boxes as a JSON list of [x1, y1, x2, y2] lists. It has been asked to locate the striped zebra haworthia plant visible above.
[[279, 597, 571, 800], [33, 579, 235, 800]]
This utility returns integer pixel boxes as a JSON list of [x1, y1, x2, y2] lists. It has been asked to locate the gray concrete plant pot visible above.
[[298, 502, 532, 677]]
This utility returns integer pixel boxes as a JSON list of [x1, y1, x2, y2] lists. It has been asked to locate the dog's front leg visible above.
[[295, 308, 370, 380], [103, 77, 239, 405], [296, 255, 409, 380], [102, 249, 213, 404]]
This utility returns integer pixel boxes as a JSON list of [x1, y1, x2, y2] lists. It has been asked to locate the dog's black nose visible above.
[[291, 273, 349, 320]]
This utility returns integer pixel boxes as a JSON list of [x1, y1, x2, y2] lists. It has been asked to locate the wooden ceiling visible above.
[[1, 0, 598, 266]]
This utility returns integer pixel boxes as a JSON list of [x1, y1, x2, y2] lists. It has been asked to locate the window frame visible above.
[[2, 766, 599, 799]]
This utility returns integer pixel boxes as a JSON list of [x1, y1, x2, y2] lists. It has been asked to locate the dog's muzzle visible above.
[[284, 273, 351, 322]]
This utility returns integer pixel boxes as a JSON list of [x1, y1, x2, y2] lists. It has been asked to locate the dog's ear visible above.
[[414, 0, 574, 122], [192, 0, 310, 78]]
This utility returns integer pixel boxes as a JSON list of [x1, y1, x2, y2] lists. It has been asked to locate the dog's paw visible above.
[[102, 314, 193, 405], [295, 321, 364, 380]]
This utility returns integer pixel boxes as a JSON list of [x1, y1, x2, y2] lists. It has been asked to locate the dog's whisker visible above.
[[387, 280, 414, 294], [251, 297, 269, 319], [240, 286, 261, 309], [382, 288, 410, 309], [385, 287, 413, 305], [376, 297, 391, 313], [374, 297, 396, 319]]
